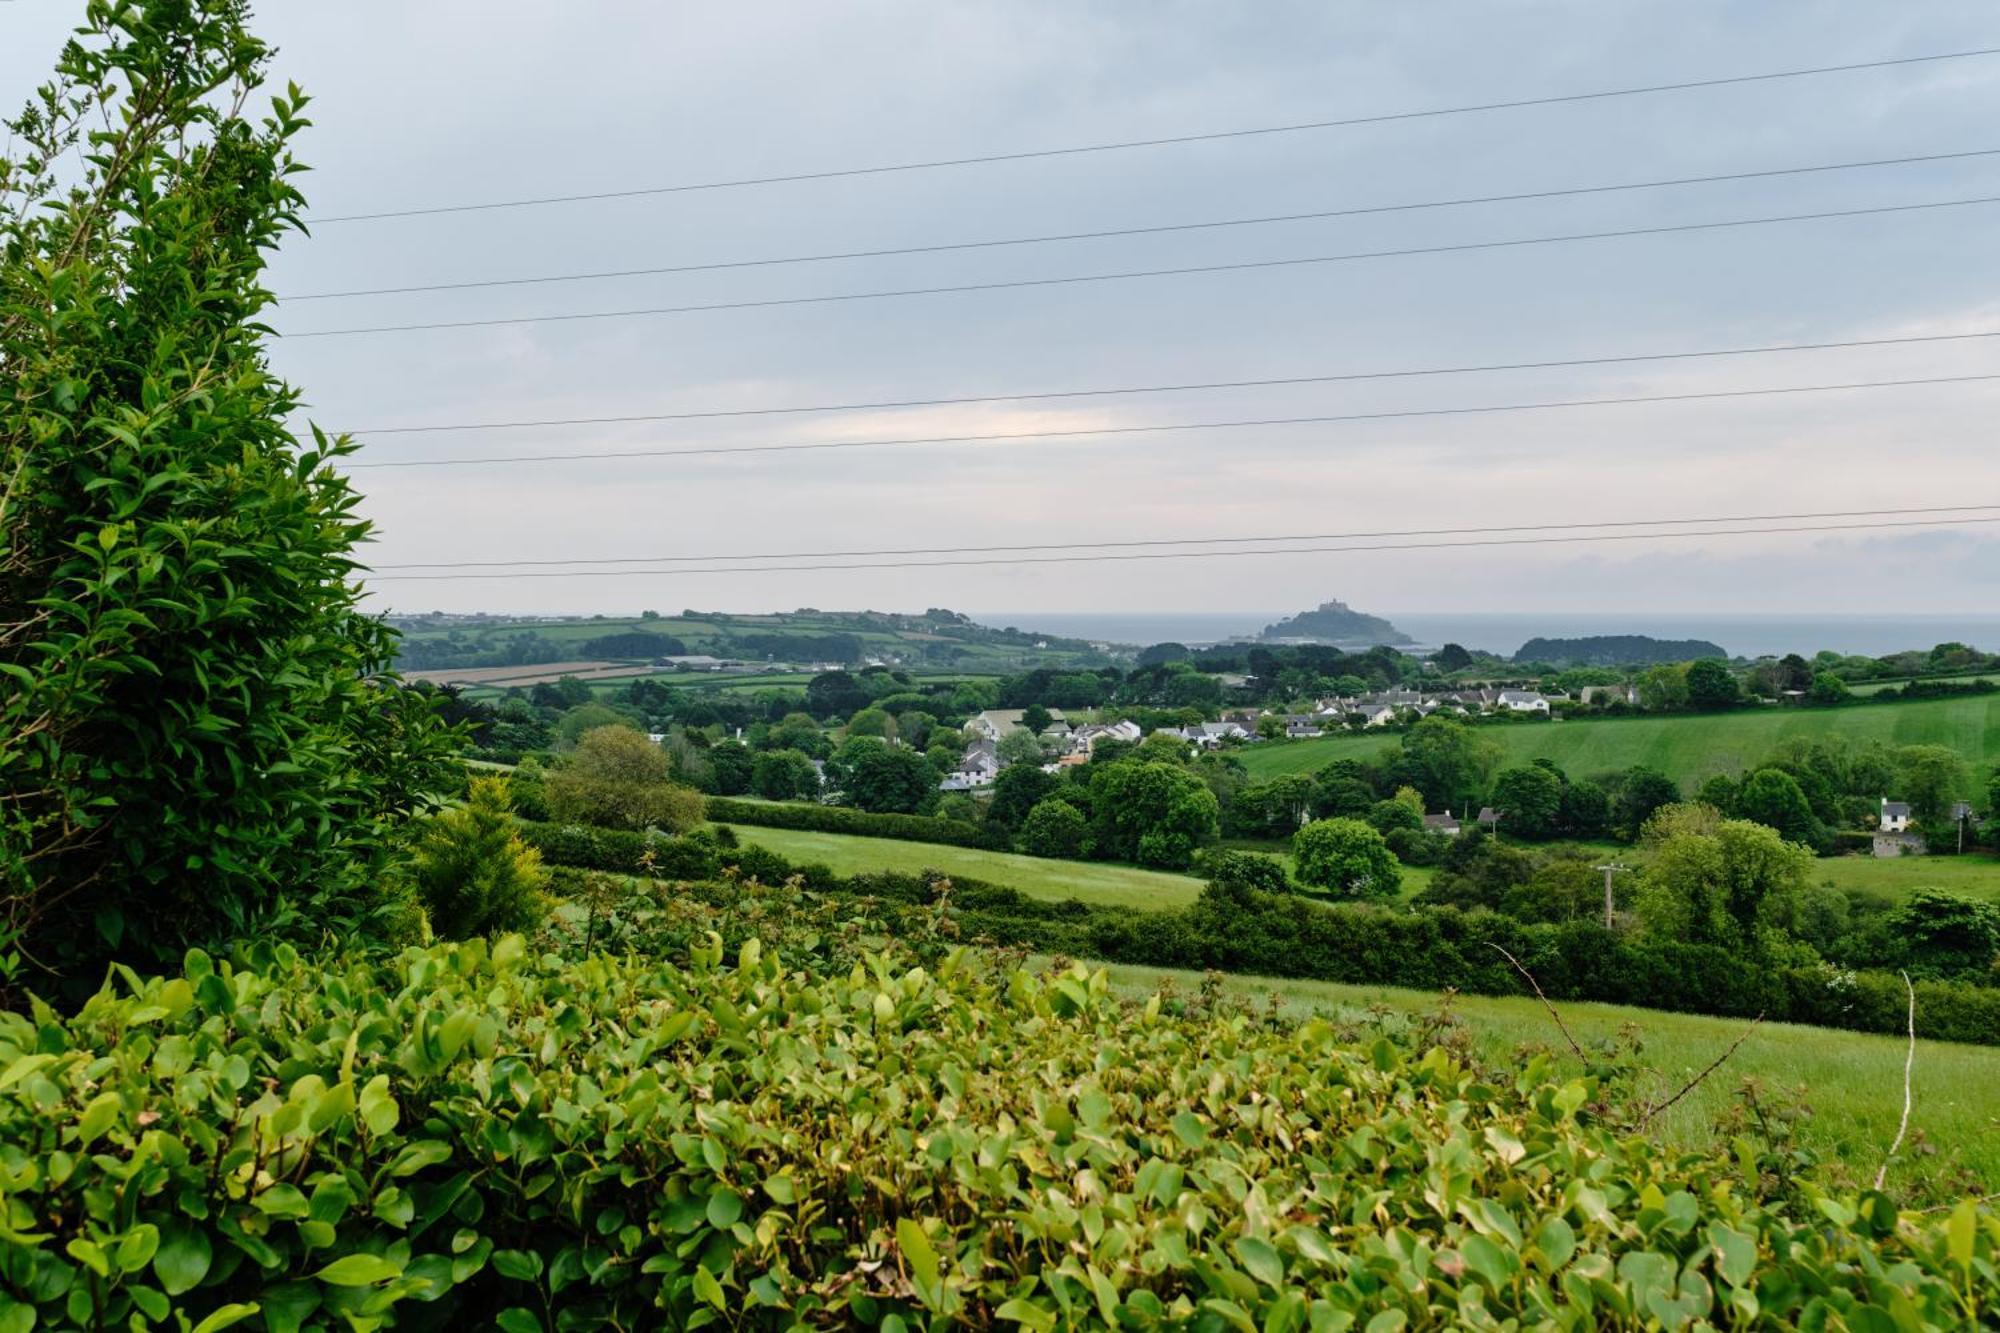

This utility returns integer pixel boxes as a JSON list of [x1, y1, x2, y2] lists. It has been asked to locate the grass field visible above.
[[1236, 695, 2000, 788], [1091, 960, 2000, 1200], [720, 825, 1205, 910], [1813, 851, 2000, 903]]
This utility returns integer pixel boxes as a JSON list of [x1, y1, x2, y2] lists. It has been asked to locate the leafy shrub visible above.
[[1292, 818, 1401, 898], [2, 936, 1994, 1328], [406, 779, 548, 937], [546, 727, 704, 832], [1017, 799, 1090, 859], [0, 3, 460, 984]]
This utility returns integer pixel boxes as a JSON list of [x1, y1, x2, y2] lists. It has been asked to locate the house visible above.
[[1072, 719, 1141, 752], [1579, 684, 1637, 706], [1477, 806, 1501, 831], [969, 708, 1067, 741], [1497, 690, 1550, 714], [1879, 799, 1912, 833], [658, 654, 728, 671], [1950, 801, 1975, 823], [943, 739, 1000, 790], [1351, 702, 1397, 728], [1424, 809, 1462, 837]]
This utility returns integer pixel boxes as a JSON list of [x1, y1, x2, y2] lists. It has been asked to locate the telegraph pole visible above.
[[1593, 863, 1630, 929]]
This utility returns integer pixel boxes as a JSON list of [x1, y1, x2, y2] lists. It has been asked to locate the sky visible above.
[[7, 1, 2000, 621]]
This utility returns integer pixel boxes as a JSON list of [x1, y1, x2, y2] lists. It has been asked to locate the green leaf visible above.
[[762, 1174, 797, 1205], [691, 1264, 726, 1310], [492, 1249, 544, 1282], [1170, 1111, 1208, 1149], [705, 1188, 744, 1229], [897, 1216, 939, 1301], [995, 1298, 1058, 1332], [1947, 1200, 1977, 1270], [1233, 1235, 1284, 1286], [189, 1305, 261, 1333], [313, 1253, 403, 1286], [495, 1311, 542, 1333], [154, 1223, 213, 1296], [76, 1090, 121, 1145], [1708, 1224, 1756, 1288]]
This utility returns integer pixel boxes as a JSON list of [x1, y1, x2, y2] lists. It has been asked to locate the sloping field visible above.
[[1236, 695, 2000, 787], [719, 824, 1205, 910], [1093, 961, 2000, 1199], [403, 660, 649, 687]]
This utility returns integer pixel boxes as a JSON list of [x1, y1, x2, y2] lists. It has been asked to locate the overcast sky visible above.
[[8, 1, 2000, 620]]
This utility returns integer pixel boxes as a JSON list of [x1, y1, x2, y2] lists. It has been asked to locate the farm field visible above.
[[1093, 960, 2000, 1199], [718, 824, 1205, 910], [1813, 850, 2000, 903], [718, 823, 1437, 907], [1236, 695, 2000, 787]]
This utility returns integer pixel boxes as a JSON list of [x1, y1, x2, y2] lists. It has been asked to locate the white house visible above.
[[1352, 703, 1397, 727], [1497, 690, 1551, 715], [1424, 810, 1462, 837], [1879, 799, 1912, 833]]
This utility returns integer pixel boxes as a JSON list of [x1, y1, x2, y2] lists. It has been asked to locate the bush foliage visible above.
[[3, 930, 1996, 1328], [0, 0, 459, 987]]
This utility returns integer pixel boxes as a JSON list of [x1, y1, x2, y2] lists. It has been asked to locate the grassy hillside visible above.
[[1095, 960, 2000, 1197], [1237, 695, 2000, 787], [722, 824, 1439, 908], [720, 824, 1206, 910]]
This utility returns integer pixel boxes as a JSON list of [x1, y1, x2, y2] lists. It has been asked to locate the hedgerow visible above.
[[3, 931, 1994, 1328], [704, 796, 1007, 849]]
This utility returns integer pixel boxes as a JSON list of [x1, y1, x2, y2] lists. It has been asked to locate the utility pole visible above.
[[1594, 863, 1630, 929]]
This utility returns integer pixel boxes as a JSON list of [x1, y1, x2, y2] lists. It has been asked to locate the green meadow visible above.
[[1093, 961, 2000, 1201], [1236, 695, 2000, 787]]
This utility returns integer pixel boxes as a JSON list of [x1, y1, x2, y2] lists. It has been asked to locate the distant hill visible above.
[[1514, 634, 1727, 667], [1258, 600, 1413, 646]]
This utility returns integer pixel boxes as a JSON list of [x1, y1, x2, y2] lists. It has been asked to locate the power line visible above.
[[342, 372, 2000, 469], [309, 47, 2000, 224], [340, 328, 2000, 437], [282, 194, 2000, 338], [363, 515, 2000, 581], [372, 502, 2000, 569], [285, 147, 2000, 301]]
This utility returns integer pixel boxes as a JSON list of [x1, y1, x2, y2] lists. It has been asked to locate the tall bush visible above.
[[546, 726, 703, 832], [407, 779, 547, 937], [0, 1, 459, 983]]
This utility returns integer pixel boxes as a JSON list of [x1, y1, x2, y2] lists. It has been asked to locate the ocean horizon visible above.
[[974, 611, 2000, 660]]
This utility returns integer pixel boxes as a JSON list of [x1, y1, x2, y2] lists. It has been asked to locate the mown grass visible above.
[[719, 825, 1205, 910], [1090, 960, 2000, 1201], [1235, 695, 2000, 788], [1813, 851, 2000, 904]]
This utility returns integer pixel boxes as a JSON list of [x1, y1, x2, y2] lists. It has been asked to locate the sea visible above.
[[974, 612, 2000, 660]]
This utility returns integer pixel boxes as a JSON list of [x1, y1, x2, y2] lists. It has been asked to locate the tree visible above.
[[1633, 819, 1813, 949], [1558, 779, 1611, 838], [1776, 653, 1813, 693], [1394, 716, 1499, 811], [1021, 704, 1053, 735], [1806, 671, 1851, 706], [705, 741, 755, 796], [1636, 664, 1690, 711], [845, 707, 896, 740], [1018, 799, 1089, 859], [1489, 765, 1564, 839], [997, 726, 1048, 769], [1896, 744, 1972, 827], [1365, 799, 1424, 837], [1735, 768, 1826, 850], [805, 670, 871, 719], [988, 764, 1060, 833], [407, 779, 547, 938], [762, 712, 829, 757], [0, 6, 463, 980], [1090, 762, 1221, 868], [1886, 890, 2000, 980], [1292, 819, 1401, 899], [1434, 643, 1475, 672], [837, 740, 937, 815], [1137, 642, 1192, 666], [547, 728, 705, 832], [556, 702, 639, 745], [1612, 767, 1681, 839], [1684, 659, 1740, 710], [750, 749, 820, 802]]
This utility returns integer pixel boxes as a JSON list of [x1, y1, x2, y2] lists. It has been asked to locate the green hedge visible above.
[[704, 796, 1007, 849], [4, 936, 1994, 1328], [522, 822, 2000, 1047]]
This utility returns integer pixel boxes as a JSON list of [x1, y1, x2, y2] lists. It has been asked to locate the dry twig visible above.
[[1636, 1013, 1763, 1126], [1874, 970, 1917, 1191], [1484, 942, 1585, 1060]]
